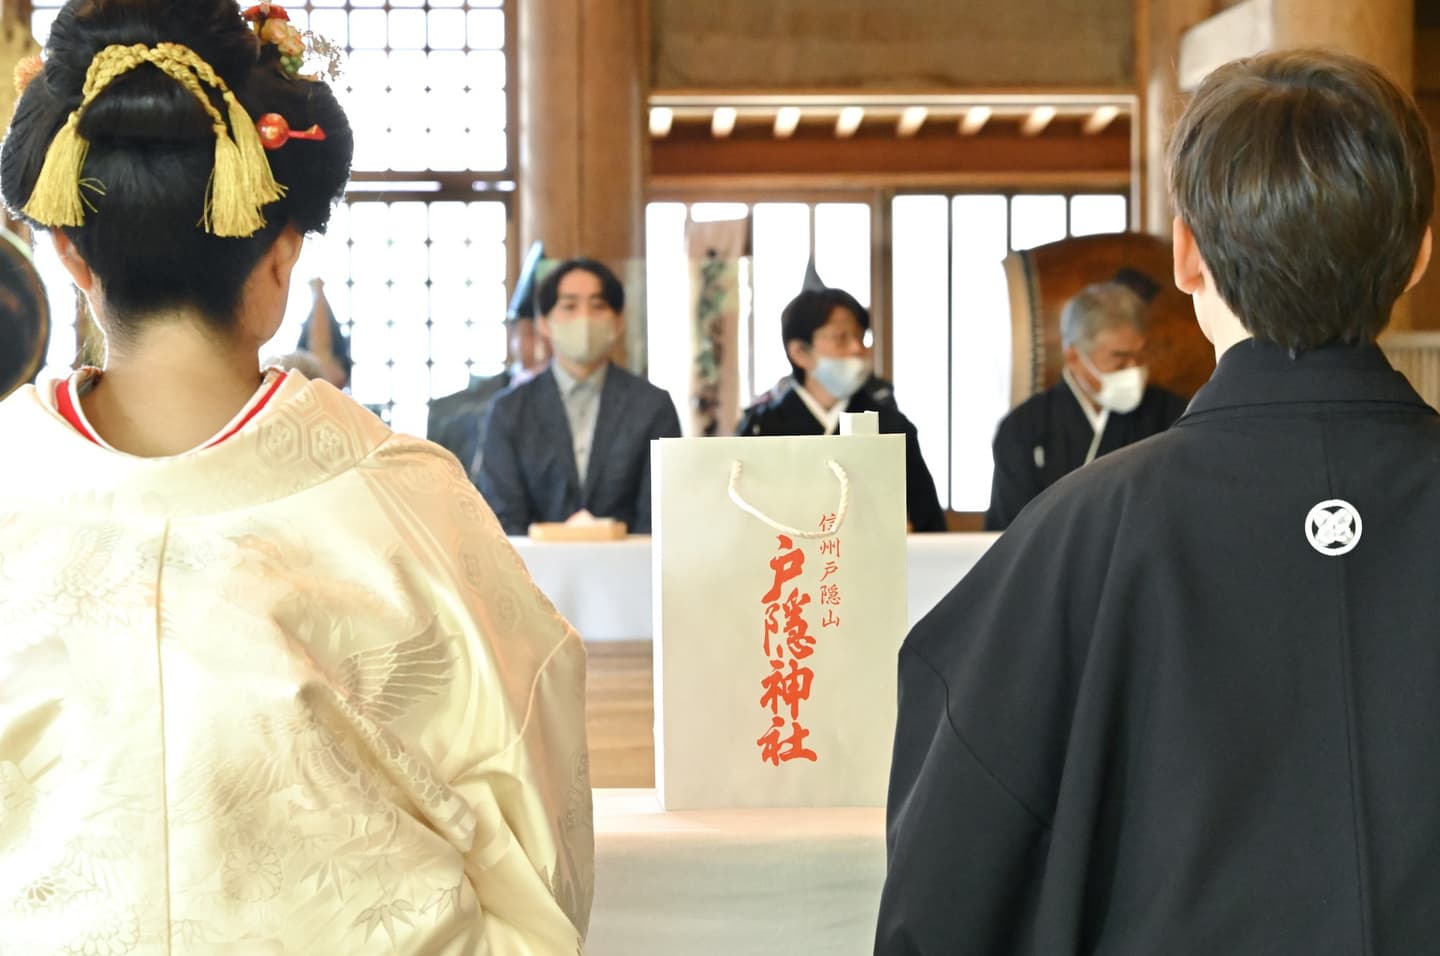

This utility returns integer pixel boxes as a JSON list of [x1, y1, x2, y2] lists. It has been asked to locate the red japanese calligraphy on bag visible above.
[[651, 413, 907, 809]]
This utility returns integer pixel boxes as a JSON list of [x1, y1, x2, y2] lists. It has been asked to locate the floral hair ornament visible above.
[[21, 42, 285, 238], [243, 3, 304, 74], [244, 3, 341, 80], [256, 112, 327, 151], [13, 53, 42, 96]]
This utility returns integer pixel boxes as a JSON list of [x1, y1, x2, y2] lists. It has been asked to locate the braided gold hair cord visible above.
[[22, 42, 286, 238]]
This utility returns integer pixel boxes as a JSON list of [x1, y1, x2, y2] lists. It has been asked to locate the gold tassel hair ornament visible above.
[[22, 42, 286, 238]]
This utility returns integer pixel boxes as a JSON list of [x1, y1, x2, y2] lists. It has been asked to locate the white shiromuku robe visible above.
[[0, 372, 593, 954]]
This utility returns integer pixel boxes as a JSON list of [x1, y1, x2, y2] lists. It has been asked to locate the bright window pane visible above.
[[469, 51, 508, 92], [389, 51, 428, 93], [348, 9, 386, 48], [472, 130, 510, 174], [952, 195, 1009, 261], [1070, 194, 1128, 237], [813, 203, 871, 307], [468, 10, 506, 48], [751, 203, 812, 398], [891, 195, 952, 508], [31, 238, 79, 380], [646, 203, 697, 434], [428, 10, 467, 50], [951, 197, 1012, 511], [30, 10, 57, 43], [258, 197, 508, 425], [1010, 194, 1067, 251], [389, 9, 427, 48], [309, 10, 347, 44]]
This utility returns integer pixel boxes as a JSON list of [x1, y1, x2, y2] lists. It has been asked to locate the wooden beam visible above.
[[1177, 0, 1273, 91], [651, 170, 1133, 192], [1082, 104, 1120, 135], [652, 128, 1131, 180], [710, 106, 736, 139], [773, 106, 801, 138], [896, 106, 928, 138], [1020, 106, 1057, 137], [959, 106, 992, 135], [835, 106, 864, 138]]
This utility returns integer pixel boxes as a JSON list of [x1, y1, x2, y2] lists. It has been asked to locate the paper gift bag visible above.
[[651, 414, 908, 809]]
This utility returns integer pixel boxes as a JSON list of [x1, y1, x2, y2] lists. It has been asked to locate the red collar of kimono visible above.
[[54, 367, 290, 451]]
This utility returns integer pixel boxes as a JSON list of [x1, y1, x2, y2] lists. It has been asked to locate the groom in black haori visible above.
[[878, 49, 1440, 955]]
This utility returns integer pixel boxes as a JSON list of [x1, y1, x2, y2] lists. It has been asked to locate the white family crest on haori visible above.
[[1305, 498, 1362, 557]]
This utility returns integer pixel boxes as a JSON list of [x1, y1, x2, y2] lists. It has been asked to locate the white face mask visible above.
[[1077, 349, 1147, 414], [810, 355, 870, 401], [548, 316, 615, 366]]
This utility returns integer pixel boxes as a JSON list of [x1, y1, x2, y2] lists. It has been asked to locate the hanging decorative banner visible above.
[[685, 216, 747, 436]]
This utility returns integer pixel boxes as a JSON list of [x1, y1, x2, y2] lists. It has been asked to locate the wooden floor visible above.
[[584, 640, 655, 788]]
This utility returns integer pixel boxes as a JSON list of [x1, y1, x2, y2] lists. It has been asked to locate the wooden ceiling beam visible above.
[[959, 106, 992, 135], [1020, 105, 1057, 137]]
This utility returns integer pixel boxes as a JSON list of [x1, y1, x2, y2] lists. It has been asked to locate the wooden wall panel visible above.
[[1402, 87, 1440, 331], [651, 0, 1136, 90]]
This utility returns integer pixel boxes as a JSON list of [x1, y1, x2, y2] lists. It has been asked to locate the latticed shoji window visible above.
[[27, 1, 513, 437]]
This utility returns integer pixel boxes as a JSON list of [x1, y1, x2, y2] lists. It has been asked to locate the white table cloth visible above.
[[511, 533, 999, 642], [589, 788, 886, 956]]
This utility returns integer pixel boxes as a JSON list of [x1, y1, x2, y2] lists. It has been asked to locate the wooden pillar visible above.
[[1272, 0, 1414, 88], [1138, 0, 1214, 236], [1412, 15, 1440, 330], [1, 0, 32, 26], [516, 0, 649, 368], [1271, 0, 1417, 327]]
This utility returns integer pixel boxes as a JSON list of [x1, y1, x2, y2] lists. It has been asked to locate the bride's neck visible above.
[[80, 311, 264, 457]]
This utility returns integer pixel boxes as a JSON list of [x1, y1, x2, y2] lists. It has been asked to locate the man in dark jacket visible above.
[[738, 287, 947, 532], [985, 280, 1187, 530], [877, 49, 1438, 954], [480, 257, 681, 535]]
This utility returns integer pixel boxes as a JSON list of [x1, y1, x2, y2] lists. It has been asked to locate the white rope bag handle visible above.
[[727, 458, 850, 539]]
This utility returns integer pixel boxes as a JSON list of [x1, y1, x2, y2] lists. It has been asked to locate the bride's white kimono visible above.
[[0, 373, 593, 954]]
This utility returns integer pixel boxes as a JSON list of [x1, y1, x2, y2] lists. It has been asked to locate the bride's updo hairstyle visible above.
[[0, 0, 352, 331]]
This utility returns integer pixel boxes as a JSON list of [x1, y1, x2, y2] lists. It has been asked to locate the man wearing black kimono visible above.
[[739, 287, 947, 533], [985, 280, 1187, 530], [878, 50, 1440, 955]]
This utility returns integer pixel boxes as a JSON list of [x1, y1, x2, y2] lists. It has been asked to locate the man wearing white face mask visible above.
[[985, 280, 1187, 530], [479, 257, 682, 535], [738, 287, 947, 533]]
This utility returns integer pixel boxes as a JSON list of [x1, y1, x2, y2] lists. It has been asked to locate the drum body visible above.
[[1004, 232, 1213, 407]]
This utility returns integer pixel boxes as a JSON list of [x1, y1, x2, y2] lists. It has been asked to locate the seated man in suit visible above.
[[480, 257, 682, 535], [738, 287, 947, 533], [985, 279, 1187, 530], [429, 311, 548, 475]]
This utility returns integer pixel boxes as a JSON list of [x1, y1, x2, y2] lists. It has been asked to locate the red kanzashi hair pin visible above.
[[256, 113, 327, 150]]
